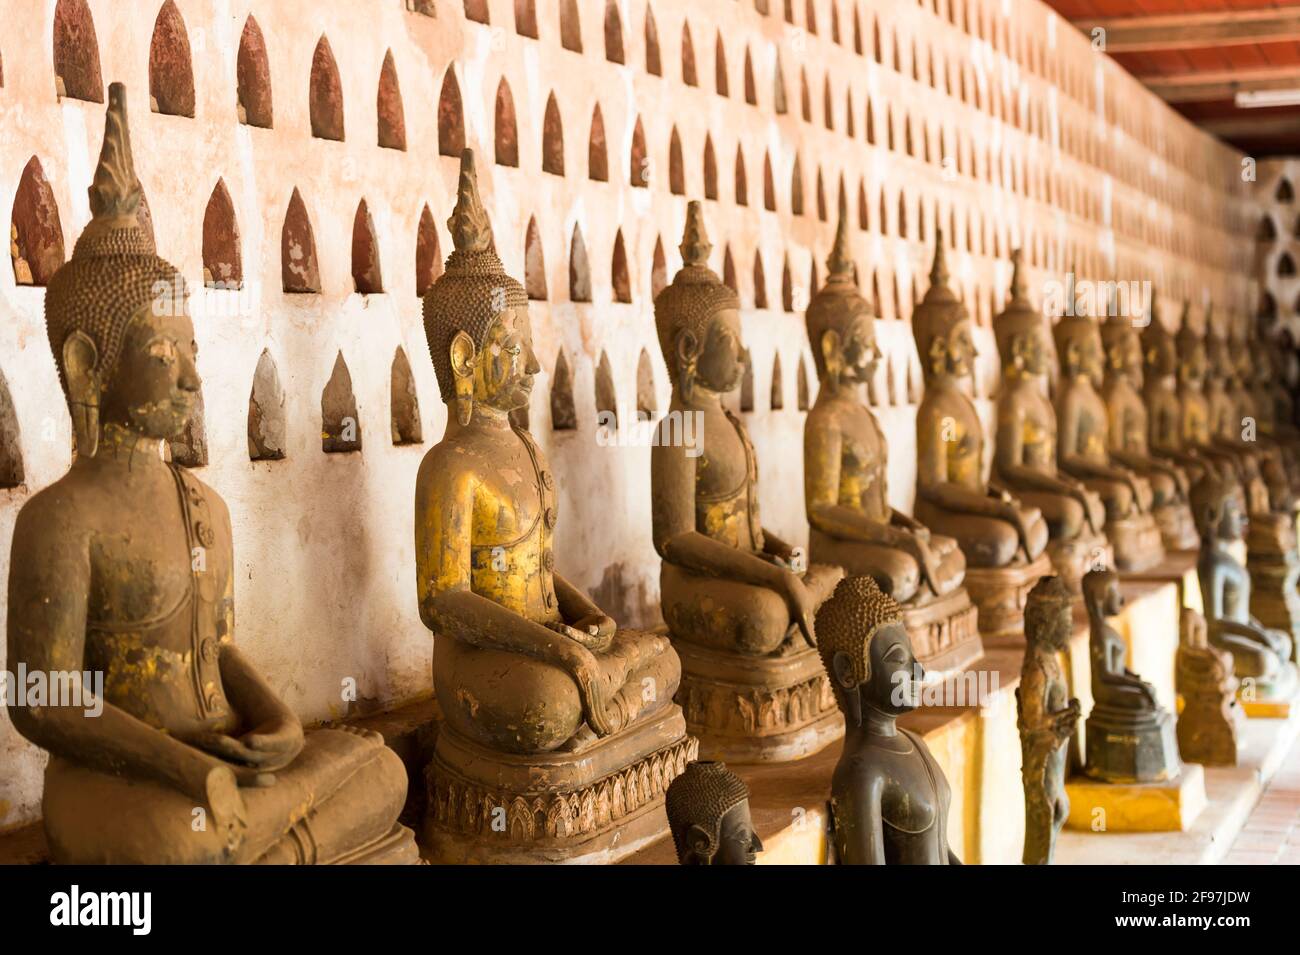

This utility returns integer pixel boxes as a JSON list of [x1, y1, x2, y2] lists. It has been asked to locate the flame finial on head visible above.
[[86, 83, 144, 237], [1008, 248, 1028, 304], [826, 207, 854, 281], [680, 200, 712, 268], [929, 230, 949, 287], [448, 149, 493, 256]]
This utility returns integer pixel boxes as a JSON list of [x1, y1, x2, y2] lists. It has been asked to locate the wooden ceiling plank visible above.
[[1140, 64, 1300, 102], [1073, 8, 1300, 51]]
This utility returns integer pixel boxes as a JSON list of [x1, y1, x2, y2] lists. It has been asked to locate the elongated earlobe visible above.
[[449, 330, 476, 426], [63, 331, 101, 458]]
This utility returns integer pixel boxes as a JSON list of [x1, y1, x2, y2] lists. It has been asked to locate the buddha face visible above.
[[939, 319, 976, 379], [1011, 322, 1051, 377], [1216, 494, 1245, 542], [825, 311, 880, 385], [1144, 330, 1177, 377], [693, 308, 747, 394], [1026, 600, 1072, 652], [865, 622, 923, 716], [712, 800, 763, 865], [98, 305, 201, 441], [473, 306, 540, 414], [1177, 342, 1206, 386]]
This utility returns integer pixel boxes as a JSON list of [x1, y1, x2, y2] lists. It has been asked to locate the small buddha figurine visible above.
[[912, 236, 1050, 639], [1016, 575, 1081, 865], [6, 85, 416, 864], [1098, 293, 1198, 550], [417, 151, 689, 861], [818, 576, 960, 865], [1190, 474, 1297, 699], [1081, 569, 1179, 783], [991, 255, 1108, 591], [1248, 326, 1300, 499], [803, 212, 980, 672], [1054, 299, 1165, 572], [664, 760, 762, 865], [1175, 608, 1242, 767], [1227, 321, 1296, 512], [652, 201, 843, 760]]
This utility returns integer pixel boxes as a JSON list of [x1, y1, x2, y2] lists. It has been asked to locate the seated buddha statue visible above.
[[1175, 608, 1241, 767], [803, 212, 980, 673], [1141, 305, 1214, 487], [1173, 306, 1251, 497], [1053, 303, 1165, 572], [664, 760, 762, 865], [416, 151, 690, 862], [1204, 316, 1273, 516], [652, 201, 843, 761], [1248, 326, 1300, 501], [1081, 570, 1179, 783], [1191, 474, 1297, 701], [912, 237, 1050, 640], [1098, 295, 1198, 550], [1222, 320, 1298, 515], [819, 575, 960, 865], [991, 254, 1108, 592], [6, 85, 416, 865]]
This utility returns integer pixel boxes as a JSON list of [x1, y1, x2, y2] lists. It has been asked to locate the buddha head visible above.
[[44, 83, 198, 459], [1174, 304, 1208, 388], [1024, 575, 1075, 653], [1203, 311, 1234, 386], [653, 202, 745, 401], [993, 249, 1051, 381], [805, 210, 879, 392], [664, 760, 762, 865], [1082, 568, 1123, 618], [911, 233, 975, 385], [815, 575, 919, 728], [422, 150, 537, 427], [1190, 473, 1244, 543], [1099, 287, 1143, 388], [1054, 312, 1105, 389]]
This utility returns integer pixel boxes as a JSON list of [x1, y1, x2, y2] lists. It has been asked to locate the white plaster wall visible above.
[[0, 0, 1257, 830]]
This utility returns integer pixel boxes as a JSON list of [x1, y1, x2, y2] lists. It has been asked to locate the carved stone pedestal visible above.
[[336, 824, 424, 865], [1154, 501, 1199, 552], [901, 585, 983, 677], [1084, 703, 1179, 784], [965, 551, 1053, 645], [423, 707, 696, 864], [674, 639, 844, 763], [1107, 513, 1165, 573]]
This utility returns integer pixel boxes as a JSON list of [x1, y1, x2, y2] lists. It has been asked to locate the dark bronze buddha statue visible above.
[[664, 760, 762, 864]]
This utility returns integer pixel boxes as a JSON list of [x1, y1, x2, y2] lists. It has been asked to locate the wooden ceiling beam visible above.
[[1139, 66, 1300, 103], [1071, 8, 1300, 52], [1200, 113, 1300, 141]]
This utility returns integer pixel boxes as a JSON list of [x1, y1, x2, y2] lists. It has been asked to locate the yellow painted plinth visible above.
[[1238, 664, 1300, 719], [1065, 763, 1207, 833]]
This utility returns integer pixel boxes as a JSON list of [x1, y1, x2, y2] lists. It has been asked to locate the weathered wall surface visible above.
[[0, 0, 1257, 831]]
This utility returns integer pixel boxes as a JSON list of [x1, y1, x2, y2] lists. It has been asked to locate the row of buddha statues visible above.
[[6, 87, 1298, 865]]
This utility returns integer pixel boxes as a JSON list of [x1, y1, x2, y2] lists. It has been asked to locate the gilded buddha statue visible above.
[[1204, 314, 1274, 516], [6, 85, 417, 864], [991, 255, 1110, 591], [1191, 474, 1298, 704], [1226, 320, 1296, 513], [1081, 570, 1179, 784], [664, 760, 762, 864], [819, 575, 960, 865], [1053, 296, 1165, 572], [1017, 575, 1081, 865], [1098, 293, 1198, 550], [416, 151, 693, 862], [1141, 303, 1214, 486], [803, 212, 980, 674], [1175, 608, 1242, 767], [1173, 305, 1250, 495], [652, 201, 843, 761], [912, 237, 1051, 641]]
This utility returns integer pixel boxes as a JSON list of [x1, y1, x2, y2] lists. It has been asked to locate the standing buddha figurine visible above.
[[651, 201, 844, 762], [911, 236, 1051, 642], [803, 211, 980, 674], [6, 85, 416, 864], [1175, 608, 1242, 767], [416, 150, 692, 863], [1098, 291, 1198, 550], [991, 254, 1109, 592], [1017, 575, 1081, 865]]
